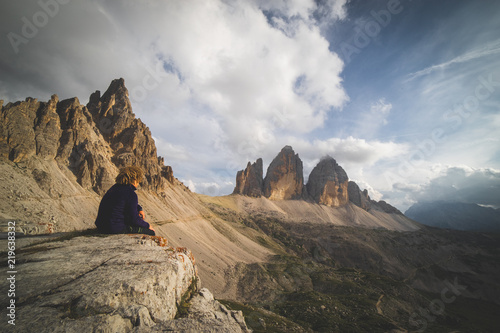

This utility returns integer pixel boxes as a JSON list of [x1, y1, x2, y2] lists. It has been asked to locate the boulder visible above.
[[263, 146, 304, 200], [152, 288, 250, 332]]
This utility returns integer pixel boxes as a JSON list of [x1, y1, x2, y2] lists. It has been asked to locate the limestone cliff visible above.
[[233, 148, 403, 215], [263, 146, 304, 200], [0, 78, 173, 195], [306, 156, 349, 207], [0, 80, 274, 322], [233, 158, 264, 197], [87, 78, 174, 191]]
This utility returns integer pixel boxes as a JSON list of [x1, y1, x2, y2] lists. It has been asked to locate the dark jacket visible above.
[[95, 183, 150, 234]]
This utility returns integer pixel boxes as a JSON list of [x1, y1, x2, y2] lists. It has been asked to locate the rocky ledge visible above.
[[0, 233, 249, 332]]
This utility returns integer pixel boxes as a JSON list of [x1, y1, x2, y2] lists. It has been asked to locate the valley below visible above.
[[194, 195, 500, 332]]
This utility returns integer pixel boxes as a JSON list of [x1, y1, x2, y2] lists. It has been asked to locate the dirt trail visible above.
[[376, 294, 384, 315]]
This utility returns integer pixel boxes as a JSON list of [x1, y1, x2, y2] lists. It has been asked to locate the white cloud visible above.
[[393, 166, 500, 209], [257, 0, 348, 24], [0, 0, 351, 188], [370, 99, 392, 120], [182, 179, 197, 193], [152, 137, 191, 163], [350, 179, 383, 201], [182, 178, 235, 197], [306, 136, 407, 165], [405, 38, 500, 82], [350, 98, 392, 139]]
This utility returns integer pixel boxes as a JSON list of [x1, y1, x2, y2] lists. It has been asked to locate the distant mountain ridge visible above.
[[405, 201, 500, 232], [233, 146, 403, 215]]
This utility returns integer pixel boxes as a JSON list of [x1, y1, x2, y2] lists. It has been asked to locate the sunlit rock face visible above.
[[0, 78, 174, 196], [263, 146, 304, 200], [86, 78, 174, 191], [306, 156, 349, 207]]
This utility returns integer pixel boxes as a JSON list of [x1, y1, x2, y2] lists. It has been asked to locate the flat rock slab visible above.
[[0, 234, 249, 332]]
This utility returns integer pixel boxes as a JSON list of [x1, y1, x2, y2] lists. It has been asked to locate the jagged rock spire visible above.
[[263, 146, 304, 200], [233, 158, 264, 197]]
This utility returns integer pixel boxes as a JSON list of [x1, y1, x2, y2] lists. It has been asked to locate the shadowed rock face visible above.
[[348, 181, 371, 210], [233, 158, 264, 197], [1, 96, 61, 162], [263, 146, 304, 200], [306, 156, 348, 207]]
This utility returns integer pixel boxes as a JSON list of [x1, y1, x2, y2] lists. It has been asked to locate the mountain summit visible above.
[[306, 155, 349, 207], [233, 158, 264, 197], [263, 145, 304, 200]]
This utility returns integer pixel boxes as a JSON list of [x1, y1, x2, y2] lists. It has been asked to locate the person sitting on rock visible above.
[[95, 166, 155, 236]]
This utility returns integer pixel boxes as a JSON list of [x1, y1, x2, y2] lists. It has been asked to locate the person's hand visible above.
[[138, 210, 145, 219], [149, 226, 155, 232]]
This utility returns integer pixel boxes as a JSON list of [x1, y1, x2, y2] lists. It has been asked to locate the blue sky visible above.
[[1, 0, 499, 211], [326, 0, 500, 209]]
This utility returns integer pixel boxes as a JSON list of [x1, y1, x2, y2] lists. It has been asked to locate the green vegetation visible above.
[[175, 276, 199, 319], [237, 258, 420, 332], [220, 299, 309, 332]]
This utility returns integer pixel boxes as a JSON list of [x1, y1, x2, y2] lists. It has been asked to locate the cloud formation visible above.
[[2, 0, 499, 209], [1, 0, 349, 159], [405, 38, 500, 82], [395, 166, 500, 209]]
